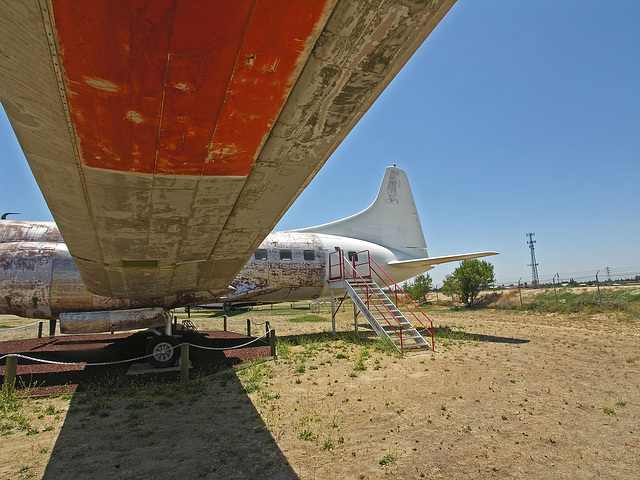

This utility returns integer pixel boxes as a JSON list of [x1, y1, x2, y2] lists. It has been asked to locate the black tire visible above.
[[223, 303, 232, 313], [146, 335, 179, 368]]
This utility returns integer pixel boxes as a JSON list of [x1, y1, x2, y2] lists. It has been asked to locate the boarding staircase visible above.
[[328, 250, 434, 353]]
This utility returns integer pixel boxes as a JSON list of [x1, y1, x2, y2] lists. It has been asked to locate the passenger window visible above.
[[279, 249, 292, 261], [348, 251, 358, 262], [303, 250, 315, 261], [254, 249, 267, 260]]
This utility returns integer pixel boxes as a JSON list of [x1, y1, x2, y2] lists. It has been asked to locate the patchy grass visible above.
[[602, 405, 616, 416], [523, 288, 640, 318], [379, 444, 398, 467], [288, 315, 329, 323], [238, 362, 274, 394]]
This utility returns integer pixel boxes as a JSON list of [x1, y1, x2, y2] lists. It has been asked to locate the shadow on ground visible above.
[[275, 325, 529, 348], [42, 370, 298, 479], [433, 325, 530, 344], [0, 330, 270, 396]]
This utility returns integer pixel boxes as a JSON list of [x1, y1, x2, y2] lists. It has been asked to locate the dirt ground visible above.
[[1, 296, 639, 479]]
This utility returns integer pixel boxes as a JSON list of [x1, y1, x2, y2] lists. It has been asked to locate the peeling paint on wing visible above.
[[84, 76, 120, 93], [125, 110, 144, 123]]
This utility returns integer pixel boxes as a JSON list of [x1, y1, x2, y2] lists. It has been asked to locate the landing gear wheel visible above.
[[223, 303, 233, 313], [146, 335, 179, 368]]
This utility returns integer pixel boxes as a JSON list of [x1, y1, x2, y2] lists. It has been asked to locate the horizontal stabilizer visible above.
[[389, 251, 498, 269]]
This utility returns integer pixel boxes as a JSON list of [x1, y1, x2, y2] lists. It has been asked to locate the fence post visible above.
[[38, 321, 43, 339], [330, 290, 336, 336], [518, 278, 523, 307], [596, 270, 602, 306], [223, 315, 228, 332], [492, 281, 497, 309], [181, 343, 189, 383], [247, 319, 251, 337], [270, 329, 277, 359], [4, 355, 17, 388]]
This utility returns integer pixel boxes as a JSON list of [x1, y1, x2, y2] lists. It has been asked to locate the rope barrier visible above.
[[187, 331, 270, 351], [0, 321, 42, 332], [0, 329, 272, 368], [222, 317, 268, 326], [0, 352, 155, 366]]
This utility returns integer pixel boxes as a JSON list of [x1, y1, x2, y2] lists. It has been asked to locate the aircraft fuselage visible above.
[[0, 223, 429, 321]]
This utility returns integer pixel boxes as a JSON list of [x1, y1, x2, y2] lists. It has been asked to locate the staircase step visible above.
[[390, 333, 425, 340], [381, 323, 413, 329], [343, 274, 432, 353]]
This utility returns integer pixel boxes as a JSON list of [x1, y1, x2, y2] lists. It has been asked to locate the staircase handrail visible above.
[[368, 257, 435, 350], [328, 249, 343, 280], [337, 251, 405, 351]]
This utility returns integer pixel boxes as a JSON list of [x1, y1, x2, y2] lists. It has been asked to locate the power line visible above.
[[495, 266, 640, 286]]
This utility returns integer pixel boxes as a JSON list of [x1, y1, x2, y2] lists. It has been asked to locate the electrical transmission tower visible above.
[[526, 232, 539, 286]]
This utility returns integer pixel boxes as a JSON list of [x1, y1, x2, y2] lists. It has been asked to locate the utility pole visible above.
[[605, 267, 611, 282], [526, 232, 539, 286]]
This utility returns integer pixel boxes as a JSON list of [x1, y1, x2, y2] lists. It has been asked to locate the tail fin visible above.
[[296, 166, 428, 260]]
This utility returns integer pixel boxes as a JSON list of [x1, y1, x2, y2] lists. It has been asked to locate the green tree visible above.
[[443, 259, 495, 307], [441, 273, 458, 303], [403, 273, 433, 303]]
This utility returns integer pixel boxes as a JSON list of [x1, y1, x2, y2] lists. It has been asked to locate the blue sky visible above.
[[1, 0, 639, 286]]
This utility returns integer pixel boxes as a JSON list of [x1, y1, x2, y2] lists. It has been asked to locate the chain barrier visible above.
[[0, 329, 272, 368]]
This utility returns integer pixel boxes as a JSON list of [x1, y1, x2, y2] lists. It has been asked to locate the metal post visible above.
[[353, 301, 358, 334], [49, 318, 56, 338], [265, 321, 270, 335], [492, 280, 496, 309], [247, 319, 251, 337], [553, 273, 559, 305], [596, 270, 602, 306], [223, 315, 227, 332], [518, 277, 523, 307], [181, 343, 189, 383], [330, 289, 336, 336], [37, 321, 43, 339], [186, 305, 191, 318], [270, 329, 277, 358], [4, 355, 17, 388], [166, 314, 172, 337]]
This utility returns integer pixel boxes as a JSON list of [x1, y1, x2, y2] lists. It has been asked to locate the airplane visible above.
[[0, 165, 496, 366], [0, 1, 461, 366]]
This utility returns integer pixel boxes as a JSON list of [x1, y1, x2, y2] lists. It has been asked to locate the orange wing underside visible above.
[[53, 0, 331, 177]]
